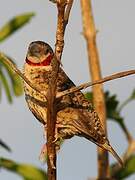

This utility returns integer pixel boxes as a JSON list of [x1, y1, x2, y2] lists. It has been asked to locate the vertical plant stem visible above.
[[47, 83, 57, 180], [55, 2, 66, 61], [46, 3, 65, 178], [47, 1, 73, 179], [47, 2, 66, 179], [80, 0, 110, 179], [119, 121, 133, 143], [47, 53, 61, 180]]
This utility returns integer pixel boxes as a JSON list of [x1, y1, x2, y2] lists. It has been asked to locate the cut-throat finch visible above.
[[23, 41, 123, 166]]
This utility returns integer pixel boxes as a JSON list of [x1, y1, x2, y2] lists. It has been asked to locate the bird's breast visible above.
[[23, 64, 52, 102]]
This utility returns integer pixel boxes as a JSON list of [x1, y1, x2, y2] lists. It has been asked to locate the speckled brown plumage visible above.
[[23, 41, 123, 166]]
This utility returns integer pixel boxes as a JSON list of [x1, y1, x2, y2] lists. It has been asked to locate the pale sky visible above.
[[0, 0, 135, 180]]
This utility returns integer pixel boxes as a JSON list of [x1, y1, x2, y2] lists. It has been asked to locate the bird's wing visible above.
[[57, 68, 107, 144], [71, 109, 106, 145]]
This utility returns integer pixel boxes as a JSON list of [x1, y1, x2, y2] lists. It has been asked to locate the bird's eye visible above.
[[45, 48, 49, 55]]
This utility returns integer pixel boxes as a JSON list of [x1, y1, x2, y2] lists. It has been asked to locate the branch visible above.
[[46, 56, 59, 179], [0, 52, 46, 96], [80, 0, 110, 178], [2, 51, 135, 101], [123, 139, 135, 161], [46, 1, 73, 180], [120, 121, 133, 143], [111, 139, 135, 176], [64, 0, 73, 30], [0, 139, 11, 152], [54, 1, 66, 61], [1, 52, 135, 101], [56, 69, 135, 98]]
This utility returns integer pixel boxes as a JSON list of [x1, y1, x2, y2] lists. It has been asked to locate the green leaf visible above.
[[84, 91, 133, 141], [118, 89, 135, 112], [0, 12, 35, 42], [0, 139, 11, 152], [84, 91, 122, 123], [105, 91, 123, 123], [84, 91, 126, 130], [0, 68, 12, 103], [0, 158, 47, 180], [84, 91, 120, 120], [105, 91, 119, 116], [84, 92, 93, 101], [0, 80, 1, 101], [0, 54, 23, 96], [111, 155, 135, 179], [130, 89, 135, 100]]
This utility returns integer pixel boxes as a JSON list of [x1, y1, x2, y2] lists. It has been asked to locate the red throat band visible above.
[[26, 54, 53, 66]]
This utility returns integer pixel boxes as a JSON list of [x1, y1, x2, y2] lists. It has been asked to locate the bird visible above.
[[23, 40, 123, 166]]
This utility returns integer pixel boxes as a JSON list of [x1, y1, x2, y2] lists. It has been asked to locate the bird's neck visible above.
[[26, 54, 53, 66]]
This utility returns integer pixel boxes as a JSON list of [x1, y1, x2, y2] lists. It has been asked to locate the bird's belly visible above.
[[24, 84, 47, 125], [26, 98, 47, 125]]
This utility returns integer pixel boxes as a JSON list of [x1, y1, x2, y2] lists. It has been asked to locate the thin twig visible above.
[[111, 120, 135, 175], [111, 139, 135, 176], [118, 97, 133, 113], [1, 52, 135, 101], [120, 121, 133, 143], [55, 1, 66, 61], [0, 139, 11, 152], [64, 0, 74, 30], [56, 69, 135, 98], [0, 52, 46, 96], [123, 139, 135, 161]]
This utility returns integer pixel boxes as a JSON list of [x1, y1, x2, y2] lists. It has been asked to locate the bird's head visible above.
[[26, 41, 54, 66]]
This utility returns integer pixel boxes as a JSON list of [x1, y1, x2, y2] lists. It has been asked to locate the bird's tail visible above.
[[102, 142, 124, 167]]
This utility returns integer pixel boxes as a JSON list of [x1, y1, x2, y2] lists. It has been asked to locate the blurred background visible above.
[[0, 0, 135, 179]]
